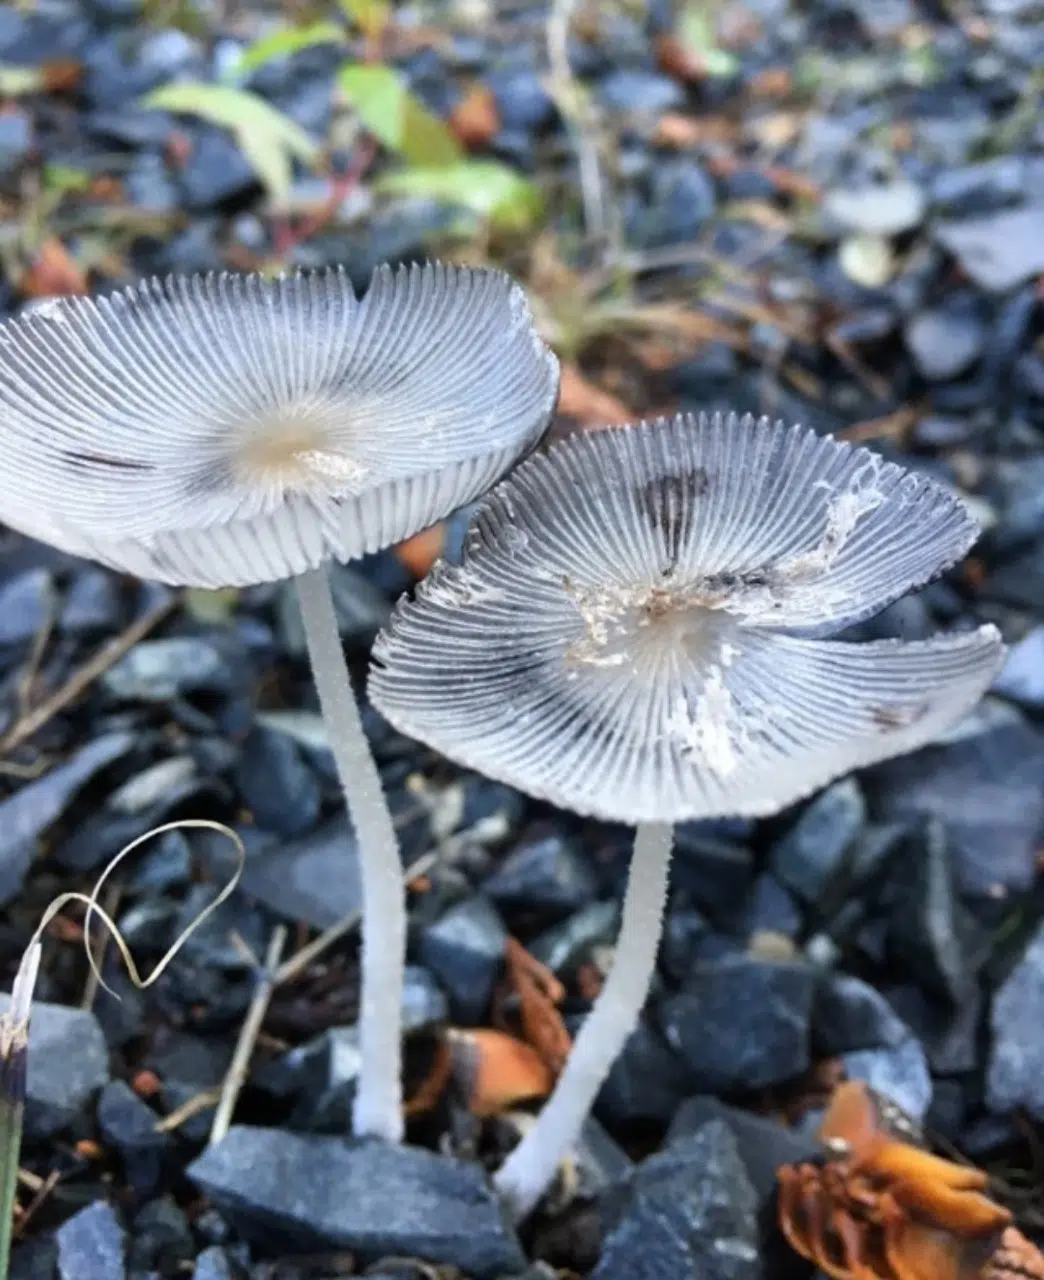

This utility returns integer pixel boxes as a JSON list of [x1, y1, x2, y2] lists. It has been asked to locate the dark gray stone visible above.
[[487, 67, 555, 130], [0, 731, 135, 905], [61, 567, 121, 633], [2, 996, 109, 1137], [180, 126, 258, 208], [935, 206, 1044, 291], [993, 627, 1044, 707], [635, 159, 717, 248], [813, 973, 911, 1054], [868, 702, 1044, 897], [845, 1038, 932, 1122], [0, 569, 53, 644], [905, 299, 987, 381], [97, 1080, 169, 1196], [188, 1128, 524, 1278], [597, 68, 684, 114], [660, 958, 818, 1091], [483, 834, 597, 919], [0, 109, 31, 177], [770, 778, 865, 904], [239, 817, 362, 930], [56, 1201, 125, 1280], [128, 1194, 193, 1273], [886, 819, 978, 1006], [104, 637, 236, 701], [528, 899, 620, 974], [597, 1021, 689, 1125], [420, 895, 506, 1024], [824, 179, 926, 235], [236, 726, 320, 837], [594, 1121, 761, 1280], [193, 1247, 234, 1279], [988, 922, 1044, 1119]]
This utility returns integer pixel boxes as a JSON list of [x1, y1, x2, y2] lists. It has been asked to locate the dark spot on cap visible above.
[[635, 468, 710, 564], [870, 701, 929, 731], [64, 450, 153, 474]]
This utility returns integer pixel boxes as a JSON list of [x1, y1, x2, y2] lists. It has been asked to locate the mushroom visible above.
[[368, 411, 1004, 1214], [0, 263, 559, 1143]]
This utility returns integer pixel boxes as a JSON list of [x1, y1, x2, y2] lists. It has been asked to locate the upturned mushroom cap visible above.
[[0, 263, 559, 587], [369, 413, 1004, 824]]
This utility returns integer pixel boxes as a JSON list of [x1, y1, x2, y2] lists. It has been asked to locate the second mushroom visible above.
[[369, 411, 1004, 1217]]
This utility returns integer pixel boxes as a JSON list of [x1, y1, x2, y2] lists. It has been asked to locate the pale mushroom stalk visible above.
[[370, 411, 1005, 1217], [0, 264, 559, 1146], [295, 567, 405, 1141], [494, 821, 673, 1217]]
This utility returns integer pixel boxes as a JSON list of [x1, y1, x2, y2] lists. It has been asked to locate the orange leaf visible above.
[[449, 84, 500, 149], [20, 237, 87, 299], [450, 1027, 553, 1118], [404, 1036, 453, 1117], [394, 523, 445, 577], [557, 363, 633, 428]]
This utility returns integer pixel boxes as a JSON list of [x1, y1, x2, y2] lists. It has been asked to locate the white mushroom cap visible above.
[[369, 413, 1004, 824], [0, 264, 559, 587]]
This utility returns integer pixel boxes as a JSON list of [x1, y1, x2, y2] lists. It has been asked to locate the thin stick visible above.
[[546, 0, 605, 243], [295, 566, 405, 1144], [0, 595, 177, 755], [273, 850, 437, 988], [0, 942, 41, 1270], [494, 822, 675, 1220], [209, 926, 286, 1146]]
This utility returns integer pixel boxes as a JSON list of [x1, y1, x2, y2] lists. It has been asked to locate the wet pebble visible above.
[[97, 1080, 170, 1197], [236, 726, 320, 837], [993, 626, 1044, 707], [659, 957, 819, 1092], [597, 1021, 690, 1125], [60, 567, 122, 634], [769, 777, 865, 905], [0, 731, 135, 905], [189, 1128, 525, 1277], [594, 1120, 761, 1280], [935, 205, 1044, 291], [823, 179, 926, 236], [0, 568, 52, 646], [845, 1037, 932, 1122], [180, 126, 258, 208], [239, 817, 359, 930], [868, 702, 1044, 897], [104, 637, 238, 701], [56, 1202, 125, 1280], [597, 68, 684, 114], [813, 972, 911, 1054], [419, 894, 507, 1024], [905, 297, 987, 381], [483, 832, 597, 920], [987, 920, 1044, 1120], [0, 109, 32, 177]]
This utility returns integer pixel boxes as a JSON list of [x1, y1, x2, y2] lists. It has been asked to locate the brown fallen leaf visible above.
[[654, 32, 710, 84], [557, 363, 633, 428], [504, 937, 572, 1075], [449, 1027, 554, 1118], [41, 59, 82, 93], [395, 523, 445, 577], [449, 84, 500, 149], [652, 112, 738, 149], [19, 237, 88, 299]]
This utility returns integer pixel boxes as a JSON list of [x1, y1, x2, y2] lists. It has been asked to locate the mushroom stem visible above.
[[294, 566, 405, 1144], [494, 820, 674, 1219]]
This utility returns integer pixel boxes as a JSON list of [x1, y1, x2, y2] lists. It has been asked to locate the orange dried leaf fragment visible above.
[[20, 237, 88, 299], [557, 363, 633, 428], [449, 84, 500, 149], [778, 1080, 1015, 1280], [504, 937, 571, 1075], [395, 523, 445, 577], [450, 1027, 554, 1117]]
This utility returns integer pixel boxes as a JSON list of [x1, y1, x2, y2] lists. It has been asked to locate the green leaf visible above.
[[43, 164, 91, 194], [142, 82, 317, 200], [677, 5, 738, 78], [337, 0, 388, 42], [231, 22, 346, 79], [339, 64, 461, 167], [375, 160, 543, 232], [0, 65, 43, 96]]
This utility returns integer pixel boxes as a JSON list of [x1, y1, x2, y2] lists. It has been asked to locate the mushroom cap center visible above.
[[564, 578, 739, 672], [233, 412, 366, 494]]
